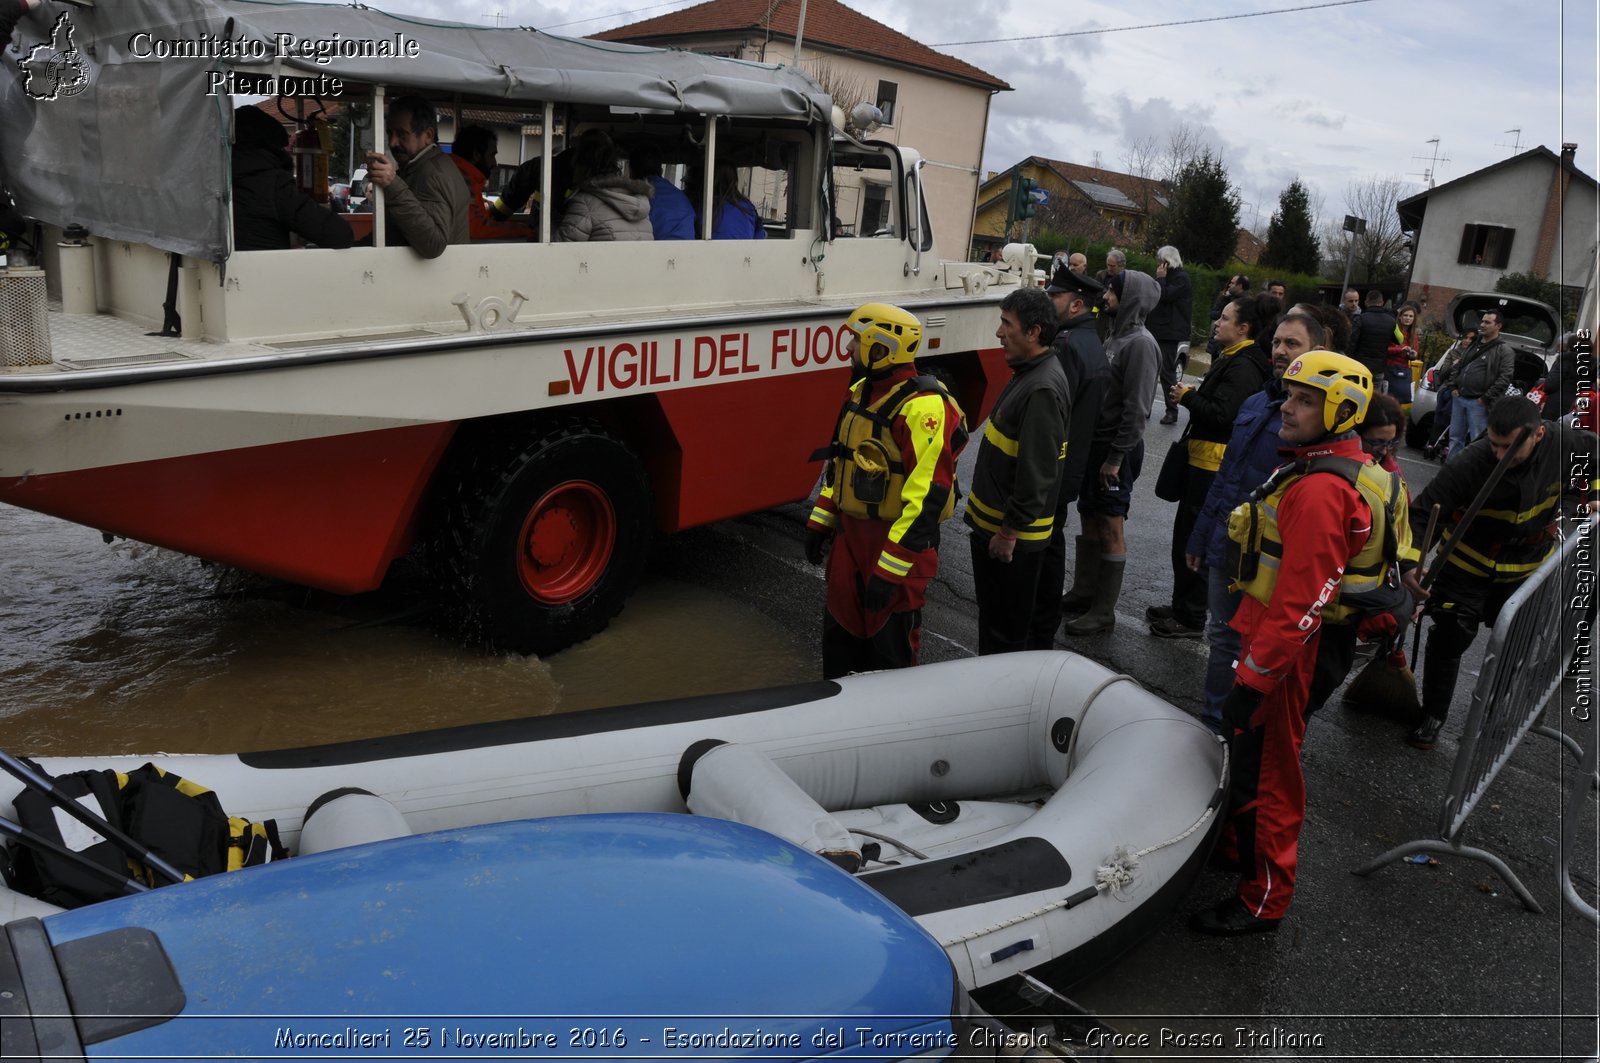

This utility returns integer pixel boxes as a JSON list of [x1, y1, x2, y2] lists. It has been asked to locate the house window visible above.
[[861, 184, 890, 235], [1458, 223, 1515, 269], [876, 80, 897, 126]]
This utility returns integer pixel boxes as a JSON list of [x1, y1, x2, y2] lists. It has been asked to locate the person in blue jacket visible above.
[[630, 142, 694, 241], [698, 163, 766, 240], [1185, 309, 1326, 730]]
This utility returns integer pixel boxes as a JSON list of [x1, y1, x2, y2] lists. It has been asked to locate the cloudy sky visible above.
[[293, 0, 1597, 232]]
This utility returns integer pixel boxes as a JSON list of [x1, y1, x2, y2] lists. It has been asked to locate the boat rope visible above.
[[849, 827, 930, 861], [938, 740, 1230, 949], [1063, 672, 1138, 775]]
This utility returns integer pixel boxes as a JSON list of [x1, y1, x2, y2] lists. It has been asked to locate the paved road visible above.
[[670, 396, 1598, 1061]]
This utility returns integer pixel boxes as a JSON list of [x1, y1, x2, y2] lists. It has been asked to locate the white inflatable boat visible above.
[[2, 652, 1226, 988]]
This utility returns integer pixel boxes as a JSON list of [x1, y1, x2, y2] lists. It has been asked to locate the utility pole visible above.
[[793, 0, 808, 66]]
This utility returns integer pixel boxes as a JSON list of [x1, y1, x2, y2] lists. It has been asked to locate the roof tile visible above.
[[595, 0, 1009, 91]]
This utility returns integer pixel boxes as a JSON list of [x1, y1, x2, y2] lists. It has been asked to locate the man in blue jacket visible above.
[[1184, 310, 1325, 729]]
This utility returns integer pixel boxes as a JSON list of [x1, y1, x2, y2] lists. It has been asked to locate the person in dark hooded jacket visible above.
[[230, 105, 353, 252], [1060, 269, 1161, 637]]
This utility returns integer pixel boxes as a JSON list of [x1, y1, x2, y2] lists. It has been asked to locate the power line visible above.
[[541, 0, 701, 31], [929, 0, 1377, 48]]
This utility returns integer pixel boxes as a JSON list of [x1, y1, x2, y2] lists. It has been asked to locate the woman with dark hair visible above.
[[700, 163, 765, 240], [1149, 291, 1277, 639], [230, 105, 353, 252], [556, 130, 653, 242], [1385, 301, 1422, 408], [1357, 392, 1407, 478]]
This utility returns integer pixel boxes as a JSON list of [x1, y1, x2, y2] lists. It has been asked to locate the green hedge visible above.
[[1034, 229, 1329, 344]]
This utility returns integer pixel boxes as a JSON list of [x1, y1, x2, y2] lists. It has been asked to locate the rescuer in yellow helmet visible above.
[[1194, 350, 1383, 937], [805, 303, 966, 678]]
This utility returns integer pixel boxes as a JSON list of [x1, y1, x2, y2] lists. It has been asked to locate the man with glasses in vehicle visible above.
[[364, 95, 470, 258]]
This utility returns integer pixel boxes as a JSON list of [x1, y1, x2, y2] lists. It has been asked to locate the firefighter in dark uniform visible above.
[[1402, 395, 1599, 749], [806, 303, 967, 679], [1194, 351, 1401, 935], [963, 287, 1071, 655]]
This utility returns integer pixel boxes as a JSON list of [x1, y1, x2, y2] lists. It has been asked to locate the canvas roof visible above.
[[1, 0, 829, 260]]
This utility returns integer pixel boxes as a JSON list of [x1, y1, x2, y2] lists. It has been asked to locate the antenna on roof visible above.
[[1496, 127, 1523, 156], [1408, 137, 1450, 188], [484, 9, 507, 27]]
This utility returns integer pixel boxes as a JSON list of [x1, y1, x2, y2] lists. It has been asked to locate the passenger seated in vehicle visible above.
[[364, 95, 471, 258], [630, 142, 694, 241], [556, 131, 653, 242], [450, 125, 536, 241], [698, 163, 765, 240], [230, 105, 353, 252], [488, 147, 576, 225]]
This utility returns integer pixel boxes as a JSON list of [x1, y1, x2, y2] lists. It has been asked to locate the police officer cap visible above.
[[1045, 266, 1104, 297]]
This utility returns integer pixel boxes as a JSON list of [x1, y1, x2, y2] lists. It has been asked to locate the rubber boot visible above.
[[1059, 536, 1100, 619], [1063, 557, 1125, 637], [1408, 653, 1460, 749]]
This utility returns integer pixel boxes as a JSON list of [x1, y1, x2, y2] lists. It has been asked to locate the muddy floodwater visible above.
[[0, 504, 813, 756]]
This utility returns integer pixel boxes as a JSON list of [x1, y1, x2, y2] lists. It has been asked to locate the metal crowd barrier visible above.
[[1355, 514, 1598, 920]]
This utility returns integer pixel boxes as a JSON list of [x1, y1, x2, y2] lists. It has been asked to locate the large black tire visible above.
[[440, 418, 651, 655]]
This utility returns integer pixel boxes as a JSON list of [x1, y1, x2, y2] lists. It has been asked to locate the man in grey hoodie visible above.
[[1061, 269, 1162, 636]]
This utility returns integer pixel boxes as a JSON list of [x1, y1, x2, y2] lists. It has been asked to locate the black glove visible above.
[[1220, 684, 1266, 731], [804, 528, 831, 567], [862, 575, 895, 612]]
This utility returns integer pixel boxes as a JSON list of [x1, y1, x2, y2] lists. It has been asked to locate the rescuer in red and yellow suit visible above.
[[805, 304, 967, 680], [1193, 351, 1387, 936]]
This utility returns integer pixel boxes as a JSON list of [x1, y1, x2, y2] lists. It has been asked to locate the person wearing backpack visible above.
[[1193, 351, 1404, 936], [805, 304, 966, 679]]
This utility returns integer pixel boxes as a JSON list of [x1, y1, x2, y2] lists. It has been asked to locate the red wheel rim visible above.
[[516, 481, 617, 604]]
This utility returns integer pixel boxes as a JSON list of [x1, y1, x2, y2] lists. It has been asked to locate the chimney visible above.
[[1534, 145, 1577, 277]]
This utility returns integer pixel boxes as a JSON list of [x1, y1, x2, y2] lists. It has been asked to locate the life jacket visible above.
[[819, 375, 966, 521], [5, 762, 285, 909], [1226, 455, 1410, 624]]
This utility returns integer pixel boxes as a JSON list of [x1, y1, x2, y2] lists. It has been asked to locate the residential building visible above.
[[972, 157, 1169, 259], [1398, 143, 1598, 320], [597, 0, 1008, 256]]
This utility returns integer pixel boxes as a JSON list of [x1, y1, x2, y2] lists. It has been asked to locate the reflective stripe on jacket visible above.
[[963, 354, 1070, 552], [809, 371, 967, 581]]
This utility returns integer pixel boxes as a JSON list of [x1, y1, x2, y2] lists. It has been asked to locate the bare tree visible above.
[[1321, 174, 1412, 283], [809, 59, 873, 113], [1119, 135, 1163, 224], [1160, 121, 1207, 183]]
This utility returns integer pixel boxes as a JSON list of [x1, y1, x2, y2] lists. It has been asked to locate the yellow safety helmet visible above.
[[1282, 350, 1372, 435], [845, 303, 922, 370]]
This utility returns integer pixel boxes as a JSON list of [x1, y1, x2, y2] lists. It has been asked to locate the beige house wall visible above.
[[738, 47, 991, 258]]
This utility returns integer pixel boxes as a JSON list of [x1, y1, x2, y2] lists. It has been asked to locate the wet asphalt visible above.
[[657, 391, 1599, 1062]]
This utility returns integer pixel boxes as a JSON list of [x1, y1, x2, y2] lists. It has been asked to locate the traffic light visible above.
[[1016, 176, 1038, 220]]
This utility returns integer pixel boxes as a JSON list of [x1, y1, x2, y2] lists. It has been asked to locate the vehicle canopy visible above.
[[0, 0, 830, 261]]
